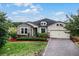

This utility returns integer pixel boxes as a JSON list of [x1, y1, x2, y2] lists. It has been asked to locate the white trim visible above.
[[27, 23, 38, 28], [20, 27, 28, 35], [32, 28, 33, 36], [40, 27, 47, 33], [40, 21, 47, 26]]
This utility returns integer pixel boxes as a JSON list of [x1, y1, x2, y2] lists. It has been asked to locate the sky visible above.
[[0, 3, 79, 22]]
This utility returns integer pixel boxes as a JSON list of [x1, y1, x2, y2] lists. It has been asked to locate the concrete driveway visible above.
[[43, 38, 79, 56]]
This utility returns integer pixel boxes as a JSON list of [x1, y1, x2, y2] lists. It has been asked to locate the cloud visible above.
[[11, 4, 43, 15], [55, 11, 65, 16], [20, 9, 31, 13], [8, 16, 30, 22], [11, 9, 31, 15], [52, 11, 67, 21], [13, 3, 32, 7], [12, 11, 18, 15]]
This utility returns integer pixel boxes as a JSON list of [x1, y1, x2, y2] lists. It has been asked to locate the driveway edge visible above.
[[42, 38, 51, 56]]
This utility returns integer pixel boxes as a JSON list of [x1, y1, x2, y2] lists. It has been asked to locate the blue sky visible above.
[[0, 3, 79, 22]]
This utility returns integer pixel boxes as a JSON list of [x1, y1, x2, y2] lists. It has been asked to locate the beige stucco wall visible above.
[[48, 23, 66, 32], [48, 22, 70, 38], [17, 24, 33, 36]]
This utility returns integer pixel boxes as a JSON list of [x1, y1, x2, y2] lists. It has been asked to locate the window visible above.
[[21, 28, 24, 34], [60, 24, 63, 27], [56, 24, 63, 27], [40, 21, 47, 26], [41, 23, 43, 25], [25, 28, 27, 34], [21, 27, 27, 34], [57, 24, 59, 26], [41, 28, 45, 33]]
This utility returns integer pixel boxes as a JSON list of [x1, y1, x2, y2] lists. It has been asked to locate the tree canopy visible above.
[[0, 11, 14, 48], [65, 10, 79, 36]]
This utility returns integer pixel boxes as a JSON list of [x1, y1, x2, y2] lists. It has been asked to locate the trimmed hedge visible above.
[[37, 33, 48, 38], [16, 37, 47, 41]]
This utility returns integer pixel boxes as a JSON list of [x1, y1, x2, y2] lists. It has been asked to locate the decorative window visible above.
[[40, 21, 47, 26], [56, 24, 63, 27], [57, 24, 59, 26], [41, 28, 45, 33], [21, 27, 27, 34], [60, 24, 63, 27]]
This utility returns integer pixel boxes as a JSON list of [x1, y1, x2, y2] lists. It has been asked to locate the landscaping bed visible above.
[[9, 32, 48, 42], [71, 36, 79, 47], [9, 37, 48, 42], [0, 41, 47, 56], [71, 36, 79, 42]]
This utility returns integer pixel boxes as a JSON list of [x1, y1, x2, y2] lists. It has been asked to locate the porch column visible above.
[[32, 28, 33, 36]]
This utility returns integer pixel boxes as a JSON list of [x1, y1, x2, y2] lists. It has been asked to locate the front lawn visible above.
[[0, 41, 47, 56]]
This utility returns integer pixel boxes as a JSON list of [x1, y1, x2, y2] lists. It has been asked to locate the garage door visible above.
[[50, 31, 70, 38]]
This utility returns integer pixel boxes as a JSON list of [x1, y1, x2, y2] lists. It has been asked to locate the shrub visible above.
[[10, 33, 17, 38], [0, 34, 9, 48], [0, 29, 9, 48], [37, 33, 48, 38], [16, 37, 47, 41], [0, 38, 6, 48]]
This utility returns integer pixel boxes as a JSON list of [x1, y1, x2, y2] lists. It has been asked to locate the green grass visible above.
[[0, 41, 47, 56]]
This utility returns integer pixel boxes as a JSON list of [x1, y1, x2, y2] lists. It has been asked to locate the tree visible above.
[[65, 10, 79, 36], [0, 11, 13, 48]]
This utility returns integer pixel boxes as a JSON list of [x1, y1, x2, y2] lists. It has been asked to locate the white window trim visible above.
[[40, 21, 47, 26], [41, 27, 47, 33], [20, 27, 28, 35]]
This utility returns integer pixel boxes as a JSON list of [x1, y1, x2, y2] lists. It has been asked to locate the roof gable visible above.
[[32, 18, 57, 26]]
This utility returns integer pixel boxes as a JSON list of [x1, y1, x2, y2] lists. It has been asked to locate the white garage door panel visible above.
[[50, 31, 70, 38]]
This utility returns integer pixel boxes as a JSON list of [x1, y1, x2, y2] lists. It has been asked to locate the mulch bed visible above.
[[70, 36, 79, 42]]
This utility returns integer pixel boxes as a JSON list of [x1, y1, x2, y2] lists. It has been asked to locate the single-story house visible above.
[[16, 18, 70, 38]]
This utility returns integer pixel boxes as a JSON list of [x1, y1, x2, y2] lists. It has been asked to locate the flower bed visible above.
[[10, 38, 16, 42]]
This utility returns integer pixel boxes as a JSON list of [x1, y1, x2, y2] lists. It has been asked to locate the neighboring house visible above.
[[16, 18, 70, 38]]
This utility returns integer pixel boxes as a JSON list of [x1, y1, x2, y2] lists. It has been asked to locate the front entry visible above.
[[34, 28, 38, 37]]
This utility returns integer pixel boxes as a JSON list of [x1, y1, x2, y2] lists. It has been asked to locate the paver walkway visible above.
[[43, 39, 79, 56]]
